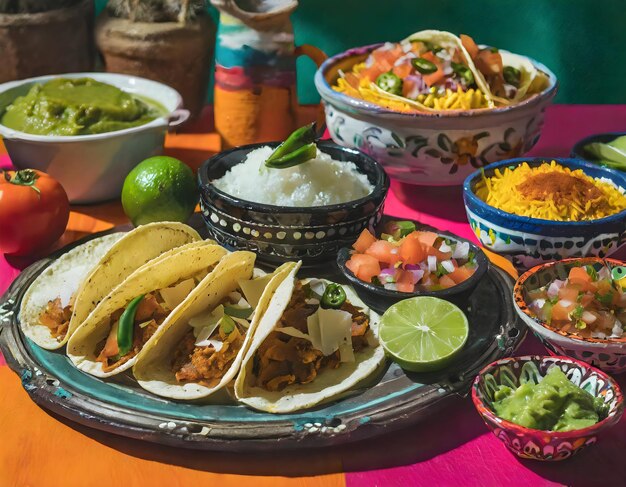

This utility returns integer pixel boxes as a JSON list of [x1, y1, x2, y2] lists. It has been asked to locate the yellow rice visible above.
[[475, 161, 626, 221]]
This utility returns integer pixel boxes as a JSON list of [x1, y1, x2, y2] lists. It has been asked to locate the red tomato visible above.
[[0, 169, 69, 256]]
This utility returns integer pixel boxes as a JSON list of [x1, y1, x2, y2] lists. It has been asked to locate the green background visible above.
[[95, 0, 626, 104]]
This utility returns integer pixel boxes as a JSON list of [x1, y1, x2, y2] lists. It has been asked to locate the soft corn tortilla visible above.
[[67, 242, 227, 377], [133, 259, 296, 400], [402, 29, 496, 110], [19, 222, 201, 350], [234, 265, 386, 413]]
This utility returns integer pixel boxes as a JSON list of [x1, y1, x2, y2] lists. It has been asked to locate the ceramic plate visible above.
[[0, 218, 525, 451]]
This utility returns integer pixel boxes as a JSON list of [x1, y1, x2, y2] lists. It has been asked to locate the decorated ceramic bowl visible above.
[[514, 257, 626, 373], [197, 140, 389, 267], [0, 72, 189, 204], [472, 355, 624, 461], [463, 157, 626, 271], [336, 222, 489, 313], [314, 44, 557, 186]]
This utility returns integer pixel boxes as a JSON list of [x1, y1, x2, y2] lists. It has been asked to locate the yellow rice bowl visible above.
[[475, 161, 626, 221]]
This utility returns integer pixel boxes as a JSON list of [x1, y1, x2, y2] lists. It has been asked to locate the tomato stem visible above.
[[2, 169, 41, 195]]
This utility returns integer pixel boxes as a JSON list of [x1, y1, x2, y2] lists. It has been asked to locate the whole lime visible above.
[[122, 156, 198, 226]]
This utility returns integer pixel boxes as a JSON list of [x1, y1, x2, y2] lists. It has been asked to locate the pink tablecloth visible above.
[[1, 105, 626, 487]]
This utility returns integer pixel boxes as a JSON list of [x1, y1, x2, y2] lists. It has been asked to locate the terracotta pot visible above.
[[0, 0, 95, 83], [95, 12, 214, 118]]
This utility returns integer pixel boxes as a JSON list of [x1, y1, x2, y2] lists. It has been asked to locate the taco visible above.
[[235, 263, 385, 413], [458, 34, 550, 106], [19, 222, 201, 350], [67, 241, 227, 377], [133, 258, 296, 400], [334, 30, 549, 112]]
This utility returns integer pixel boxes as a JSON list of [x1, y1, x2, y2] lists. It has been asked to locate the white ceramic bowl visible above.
[[0, 72, 189, 203], [314, 44, 558, 186]]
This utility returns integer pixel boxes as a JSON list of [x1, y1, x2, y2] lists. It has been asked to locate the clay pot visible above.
[[95, 12, 214, 118], [0, 0, 95, 83]]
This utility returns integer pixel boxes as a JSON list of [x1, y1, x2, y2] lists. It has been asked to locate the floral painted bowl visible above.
[[463, 157, 626, 271], [336, 222, 489, 313], [514, 257, 626, 373], [197, 140, 389, 267], [314, 43, 557, 186], [472, 355, 624, 461]]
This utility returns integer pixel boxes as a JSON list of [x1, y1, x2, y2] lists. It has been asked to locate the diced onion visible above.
[[427, 255, 437, 272], [452, 242, 470, 260], [441, 260, 455, 274], [581, 311, 597, 324], [439, 242, 452, 253], [547, 280, 565, 299]]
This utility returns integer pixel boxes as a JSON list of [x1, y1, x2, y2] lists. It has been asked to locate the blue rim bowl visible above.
[[463, 157, 626, 270], [570, 131, 626, 164]]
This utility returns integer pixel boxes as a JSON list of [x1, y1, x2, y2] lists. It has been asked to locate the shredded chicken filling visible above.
[[172, 325, 245, 388], [38, 297, 73, 340], [253, 283, 370, 392]]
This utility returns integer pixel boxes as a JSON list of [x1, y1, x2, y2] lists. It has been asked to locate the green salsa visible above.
[[492, 367, 607, 432], [1, 77, 166, 136]]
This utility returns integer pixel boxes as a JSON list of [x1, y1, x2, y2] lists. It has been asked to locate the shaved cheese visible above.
[[189, 305, 223, 340], [232, 316, 250, 329], [239, 274, 272, 308], [278, 326, 311, 341], [308, 279, 326, 298], [196, 338, 224, 351], [307, 308, 353, 357], [159, 278, 195, 309], [305, 298, 320, 306]]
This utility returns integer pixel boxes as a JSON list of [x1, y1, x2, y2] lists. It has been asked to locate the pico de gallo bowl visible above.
[[337, 220, 489, 312], [514, 258, 626, 373]]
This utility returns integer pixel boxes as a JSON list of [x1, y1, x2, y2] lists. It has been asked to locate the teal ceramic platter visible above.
[[0, 219, 525, 451]]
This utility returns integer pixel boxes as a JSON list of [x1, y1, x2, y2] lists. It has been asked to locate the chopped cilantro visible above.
[[586, 265, 598, 281], [371, 276, 382, 287], [467, 251, 476, 262], [572, 305, 584, 319], [436, 262, 449, 277], [595, 291, 614, 306], [575, 320, 587, 330]]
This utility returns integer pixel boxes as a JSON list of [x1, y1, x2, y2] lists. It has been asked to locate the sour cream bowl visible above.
[[198, 140, 390, 266]]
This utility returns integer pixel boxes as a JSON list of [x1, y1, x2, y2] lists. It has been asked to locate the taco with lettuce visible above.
[[235, 263, 385, 413], [67, 241, 227, 377], [133, 258, 296, 400], [333, 29, 549, 113], [19, 222, 201, 350]]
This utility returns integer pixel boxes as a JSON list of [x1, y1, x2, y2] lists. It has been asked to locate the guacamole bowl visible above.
[[0, 72, 189, 203], [472, 355, 623, 461]]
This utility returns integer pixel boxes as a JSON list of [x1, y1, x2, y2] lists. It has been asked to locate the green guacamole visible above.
[[1, 77, 166, 136], [492, 367, 607, 432]]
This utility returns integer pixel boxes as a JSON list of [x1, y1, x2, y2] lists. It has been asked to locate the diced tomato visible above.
[[346, 254, 380, 283], [551, 302, 576, 322], [448, 265, 474, 284], [399, 237, 426, 265], [392, 60, 413, 79], [439, 275, 456, 289], [396, 269, 415, 293], [580, 293, 595, 307], [353, 228, 377, 253], [404, 231, 438, 247], [568, 267, 596, 292], [365, 240, 400, 265], [558, 286, 580, 303], [475, 49, 503, 76], [460, 34, 479, 60], [421, 51, 445, 86]]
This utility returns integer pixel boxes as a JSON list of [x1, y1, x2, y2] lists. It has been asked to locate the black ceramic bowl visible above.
[[336, 222, 490, 313], [198, 140, 390, 267], [571, 131, 626, 165]]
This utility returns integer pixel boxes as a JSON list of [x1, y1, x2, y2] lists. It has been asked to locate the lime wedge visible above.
[[379, 297, 469, 372]]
